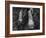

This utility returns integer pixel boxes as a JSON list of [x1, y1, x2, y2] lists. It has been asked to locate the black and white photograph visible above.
[[13, 7, 40, 30]]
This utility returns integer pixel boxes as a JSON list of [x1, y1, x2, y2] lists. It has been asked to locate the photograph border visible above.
[[5, 1, 45, 37], [10, 4, 42, 34]]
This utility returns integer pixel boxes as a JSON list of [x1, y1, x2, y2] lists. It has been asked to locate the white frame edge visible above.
[[10, 4, 43, 34]]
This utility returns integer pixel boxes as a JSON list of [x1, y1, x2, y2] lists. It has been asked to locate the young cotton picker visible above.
[[28, 8, 34, 29]]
